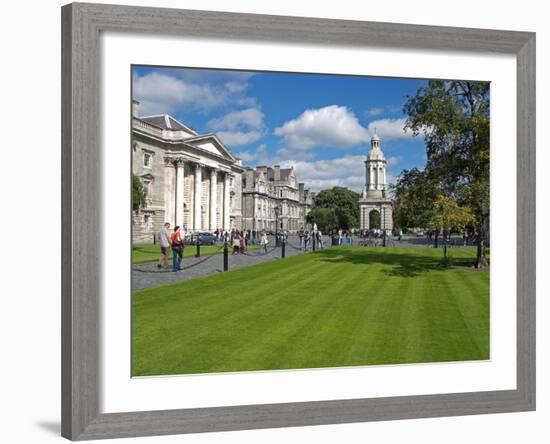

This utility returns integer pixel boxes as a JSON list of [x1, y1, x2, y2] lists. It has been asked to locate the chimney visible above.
[[299, 183, 305, 202], [274, 165, 281, 181], [246, 168, 254, 189], [132, 99, 140, 117]]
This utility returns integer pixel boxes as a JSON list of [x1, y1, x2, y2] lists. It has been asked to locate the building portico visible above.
[[132, 101, 244, 243]]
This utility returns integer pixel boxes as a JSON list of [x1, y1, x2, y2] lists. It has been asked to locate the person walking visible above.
[[260, 230, 269, 254], [157, 222, 172, 269], [170, 225, 184, 272], [298, 227, 304, 250], [232, 233, 241, 254], [304, 230, 310, 251]]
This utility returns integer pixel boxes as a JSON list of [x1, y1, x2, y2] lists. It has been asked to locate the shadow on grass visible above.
[[316, 248, 452, 278]]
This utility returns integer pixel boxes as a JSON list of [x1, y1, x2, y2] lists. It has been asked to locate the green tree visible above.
[[392, 168, 439, 231], [132, 174, 145, 211], [428, 195, 474, 264], [305, 207, 337, 233], [308, 187, 360, 230], [404, 80, 490, 268]]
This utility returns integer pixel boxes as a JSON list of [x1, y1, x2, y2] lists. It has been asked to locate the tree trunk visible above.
[[475, 218, 488, 268], [434, 231, 439, 248]]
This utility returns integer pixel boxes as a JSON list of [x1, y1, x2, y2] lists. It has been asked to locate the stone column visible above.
[[175, 160, 185, 227], [382, 166, 386, 188], [193, 164, 202, 231], [163, 158, 175, 226], [223, 172, 231, 230], [369, 164, 375, 190], [209, 169, 217, 231]]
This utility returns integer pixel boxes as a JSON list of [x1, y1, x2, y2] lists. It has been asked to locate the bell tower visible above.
[[363, 132, 387, 198], [358, 132, 393, 231]]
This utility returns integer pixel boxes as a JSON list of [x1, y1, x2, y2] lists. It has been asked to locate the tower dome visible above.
[[367, 132, 385, 161]]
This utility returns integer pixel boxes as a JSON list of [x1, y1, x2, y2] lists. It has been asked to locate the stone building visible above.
[[358, 133, 393, 230], [132, 100, 245, 243], [241, 165, 314, 232]]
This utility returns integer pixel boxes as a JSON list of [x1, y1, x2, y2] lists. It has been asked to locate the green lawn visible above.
[[132, 243, 220, 264], [132, 246, 489, 376], [132, 242, 260, 264]]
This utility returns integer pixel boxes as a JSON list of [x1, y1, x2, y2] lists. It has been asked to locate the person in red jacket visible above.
[[170, 226, 184, 272]]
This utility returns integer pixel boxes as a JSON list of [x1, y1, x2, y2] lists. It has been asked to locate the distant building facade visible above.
[[241, 165, 314, 232], [358, 133, 393, 230], [132, 101, 245, 243]]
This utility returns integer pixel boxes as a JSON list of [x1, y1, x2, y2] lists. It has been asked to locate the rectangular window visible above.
[[143, 152, 152, 168]]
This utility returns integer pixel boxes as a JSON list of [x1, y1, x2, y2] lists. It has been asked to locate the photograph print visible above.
[[131, 66, 490, 377]]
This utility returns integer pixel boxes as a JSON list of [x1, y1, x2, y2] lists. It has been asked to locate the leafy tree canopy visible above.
[[307, 187, 360, 231], [132, 174, 145, 211], [403, 80, 490, 267], [392, 168, 439, 230]]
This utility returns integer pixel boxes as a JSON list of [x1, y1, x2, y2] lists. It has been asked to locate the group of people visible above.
[[156, 223, 338, 272], [297, 226, 324, 250], [230, 230, 250, 255], [157, 222, 186, 272], [230, 229, 273, 255]]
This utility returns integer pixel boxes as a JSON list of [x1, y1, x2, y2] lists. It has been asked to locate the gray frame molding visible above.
[[61, 2, 536, 440]]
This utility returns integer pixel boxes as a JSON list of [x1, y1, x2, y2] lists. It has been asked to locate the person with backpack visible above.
[[170, 225, 184, 272]]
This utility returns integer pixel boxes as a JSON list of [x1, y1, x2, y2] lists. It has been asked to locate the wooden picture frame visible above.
[[61, 2, 535, 440]]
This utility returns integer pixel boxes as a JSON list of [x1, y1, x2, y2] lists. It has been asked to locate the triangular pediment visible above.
[[184, 134, 237, 162]]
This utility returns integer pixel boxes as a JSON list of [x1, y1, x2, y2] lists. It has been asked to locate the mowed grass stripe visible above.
[[133, 255, 323, 375], [132, 247, 489, 376], [343, 260, 406, 365], [171, 258, 329, 373], [443, 269, 490, 359], [209, 258, 344, 372], [236, 254, 370, 371]]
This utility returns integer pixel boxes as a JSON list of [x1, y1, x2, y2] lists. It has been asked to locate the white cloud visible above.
[[366, 107, 384, 116], [273, 154, 402, 192], [133, 70, 258, 117], [217, 130, 264, 146], [208, 108, 264, 131], [133, 72, 225, 115], [277, 155, 366, 192], [274, 105, 370, 150], [224, 81, 248, 93], [386, 155, 403, 166], [235, 144, 269, 164], [208, 107, 266, 147], [274, 106, 416, 151]]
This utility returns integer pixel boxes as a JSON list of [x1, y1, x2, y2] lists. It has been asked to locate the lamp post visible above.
[[274, 205, 280, 246], [382, 206, 387, 247]]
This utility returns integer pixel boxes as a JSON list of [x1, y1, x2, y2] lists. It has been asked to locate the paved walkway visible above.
[[132, 235, 473, 290], [132, 237, 316, 290]]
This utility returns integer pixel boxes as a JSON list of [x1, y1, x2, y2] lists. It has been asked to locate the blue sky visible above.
[[132, 66, 428, 192]]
